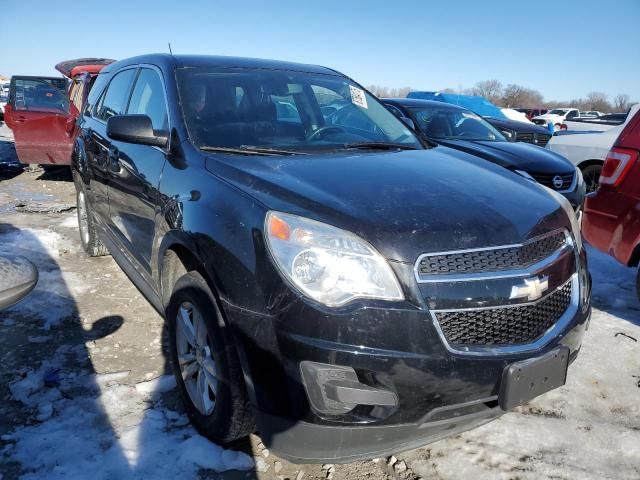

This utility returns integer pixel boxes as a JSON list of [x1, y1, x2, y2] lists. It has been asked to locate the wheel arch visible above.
[[157, 232, 259, 407], [577, 158, 604, 170]]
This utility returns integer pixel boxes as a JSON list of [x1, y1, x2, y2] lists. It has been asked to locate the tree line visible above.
[[367, 80, 635, 113]]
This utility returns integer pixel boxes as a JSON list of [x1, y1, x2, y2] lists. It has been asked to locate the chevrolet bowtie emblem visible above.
[[509, 276, 549, 302]]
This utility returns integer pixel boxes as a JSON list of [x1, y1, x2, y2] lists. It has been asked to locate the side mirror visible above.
[[400, 116, 415, 130], [0, 255, 38, 310], [107, 114, 168, 148]]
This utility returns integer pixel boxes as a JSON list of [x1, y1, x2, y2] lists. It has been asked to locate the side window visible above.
[[312, 85, 348, 121], [95, 69, 136, 122], [127, 68, 168, 130], [11, 78, 69, 112], [271, 94, 301, 124], [385, 104, 404, 119], [567, 110, 578, 119]]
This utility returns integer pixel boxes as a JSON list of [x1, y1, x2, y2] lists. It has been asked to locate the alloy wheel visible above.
[[77, 191, 90, 246], [175, 301, 219, 415], [583, 166, 601, 194]]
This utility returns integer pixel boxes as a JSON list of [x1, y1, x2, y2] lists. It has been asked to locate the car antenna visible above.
[[168, 42, 173, 55]]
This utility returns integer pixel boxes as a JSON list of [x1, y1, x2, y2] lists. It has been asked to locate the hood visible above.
[[205, 147, 568, 263], [437, 140, 575, 175], [484, 117, 551, 134]]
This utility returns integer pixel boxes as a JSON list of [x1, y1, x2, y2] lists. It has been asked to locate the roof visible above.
[[102, 53, 341, 76], [9, 75, 67, 81], [406, 91, 507, 120], [382, 97, 466, 110]]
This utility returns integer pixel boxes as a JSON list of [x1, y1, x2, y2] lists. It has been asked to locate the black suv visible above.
[[71, 54, 591, 463]]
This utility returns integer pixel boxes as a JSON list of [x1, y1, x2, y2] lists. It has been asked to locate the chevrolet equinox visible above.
[[70, 54, 592, 463]]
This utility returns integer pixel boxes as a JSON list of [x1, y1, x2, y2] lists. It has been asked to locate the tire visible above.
[[76, 185, 109, 257], [167, 271, 254, 444], [581, 164, 602, 194]]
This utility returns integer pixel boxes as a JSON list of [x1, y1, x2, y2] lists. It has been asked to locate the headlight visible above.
[[265, 211, 404, 306], [545, 188, 583, 251]]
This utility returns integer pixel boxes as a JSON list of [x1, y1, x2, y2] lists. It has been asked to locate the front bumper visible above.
[[224, 250, 592, 463], [257, 404, 502, 463]]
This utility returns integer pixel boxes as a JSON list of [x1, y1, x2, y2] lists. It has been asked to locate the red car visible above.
[[582, 107, 640, 298], [4, 58, 113, 166]]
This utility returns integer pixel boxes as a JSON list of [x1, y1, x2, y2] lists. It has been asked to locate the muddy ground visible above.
[[0, 123, 639, 480]]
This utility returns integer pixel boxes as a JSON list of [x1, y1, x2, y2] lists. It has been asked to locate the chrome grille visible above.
[[515, 132, 534, 143], [513, 132, 552, 146], [435, 282, 572, 346], [535, 133, 552, 146], [532, 172, 575, 191], [417, 231, 567, 277]]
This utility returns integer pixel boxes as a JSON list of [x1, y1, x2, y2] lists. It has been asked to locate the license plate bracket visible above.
[[499, 346, 569, 411]]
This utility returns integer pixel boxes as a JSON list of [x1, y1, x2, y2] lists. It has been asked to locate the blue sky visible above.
[[2, 0, 639, 102]]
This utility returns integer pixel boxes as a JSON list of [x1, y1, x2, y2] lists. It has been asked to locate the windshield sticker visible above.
[[349, 85, 368, 109]]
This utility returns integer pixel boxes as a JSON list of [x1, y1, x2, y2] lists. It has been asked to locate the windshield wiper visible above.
[[199, 145, 305, 156], [342, 142, 419, 151]]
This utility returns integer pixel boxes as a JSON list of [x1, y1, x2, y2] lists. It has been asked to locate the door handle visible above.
[[15, 116, 26, 123]]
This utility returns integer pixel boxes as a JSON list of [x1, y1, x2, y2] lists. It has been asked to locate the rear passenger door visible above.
[[107, 67, 169, 277], [5, 77, 72, 165]]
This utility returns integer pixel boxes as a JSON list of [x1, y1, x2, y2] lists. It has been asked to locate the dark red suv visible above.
[[582, 108, 640, 299], [4, 58, 113, 165]]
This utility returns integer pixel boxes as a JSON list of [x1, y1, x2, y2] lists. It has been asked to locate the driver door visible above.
[[5, 77, 73, 165]]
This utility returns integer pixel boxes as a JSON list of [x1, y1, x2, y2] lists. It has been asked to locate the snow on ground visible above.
[[0, 228, 88, 329], [3, 344, 253, 479], [0, 224, 254, 479]]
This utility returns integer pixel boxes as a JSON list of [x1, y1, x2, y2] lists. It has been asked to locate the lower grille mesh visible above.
[[435, 282, 572, 346]]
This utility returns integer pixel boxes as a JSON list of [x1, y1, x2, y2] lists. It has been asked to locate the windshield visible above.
[[410, 107, 506, 142], [549, 109, 569, 115], [177, 68, 421, 152]]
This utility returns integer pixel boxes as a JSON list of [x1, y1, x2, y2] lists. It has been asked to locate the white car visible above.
[[546, 104, 640, 193], [533, 108, 580, 128]]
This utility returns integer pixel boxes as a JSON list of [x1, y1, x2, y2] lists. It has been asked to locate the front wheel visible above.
[[167, 271, 254, 444]]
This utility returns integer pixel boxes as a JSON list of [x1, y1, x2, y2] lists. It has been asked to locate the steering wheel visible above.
[[307, 125, 347, 141]]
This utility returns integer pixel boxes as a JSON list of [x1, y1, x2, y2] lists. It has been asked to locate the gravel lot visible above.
[[0, 123, 638, 480]]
